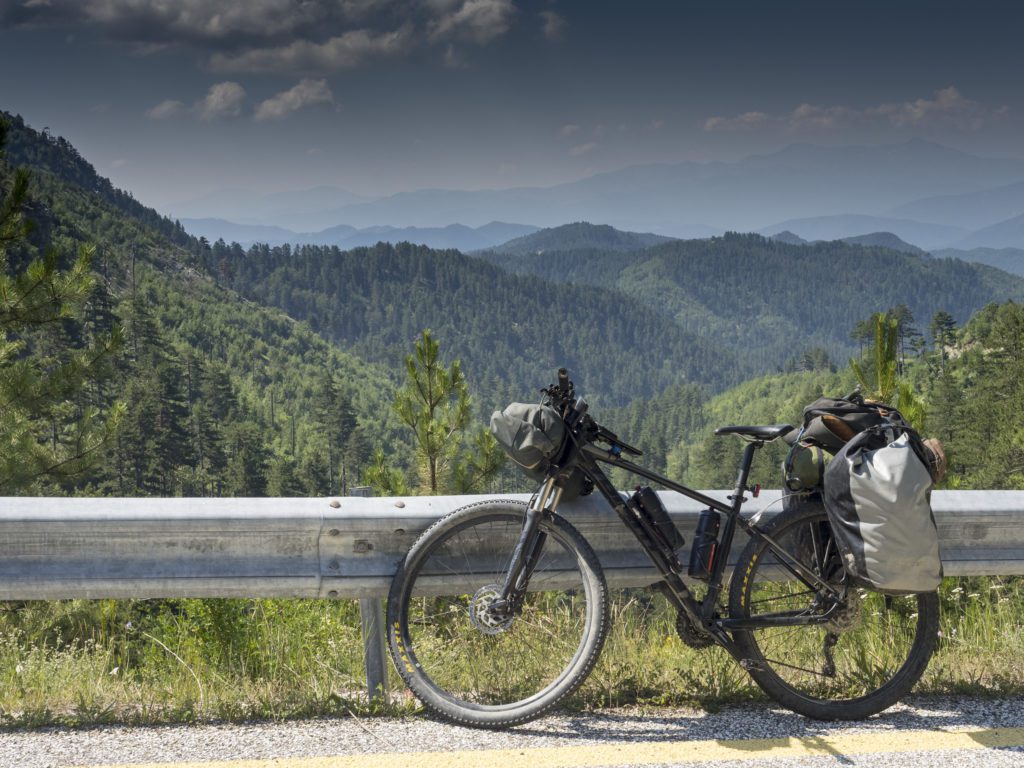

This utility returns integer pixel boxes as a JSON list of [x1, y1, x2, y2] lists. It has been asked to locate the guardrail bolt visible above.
[[329, 528, 340, 537], [327, 590, 339, 598], [329, 559, 340, 570], [394, 500, 406, 508], [353, 540, 373, 553], [329, 499, 341, 509], [394, 528, 405, 535]]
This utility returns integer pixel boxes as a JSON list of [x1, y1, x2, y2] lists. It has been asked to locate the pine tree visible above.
[[0, 119, 123, 492], [849, 313, 925, 429], [362, 446, 410, 496], [312, 377, 357, 494], [394, 330, 471, 494], [929, 310, 957, 369]]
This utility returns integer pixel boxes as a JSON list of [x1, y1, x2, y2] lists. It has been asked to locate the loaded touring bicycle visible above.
[[387, 369, 941, 728]]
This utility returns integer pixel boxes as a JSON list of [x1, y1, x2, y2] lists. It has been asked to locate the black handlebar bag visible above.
[[490, 403, 590, 501], [823, 427, 942, 595]]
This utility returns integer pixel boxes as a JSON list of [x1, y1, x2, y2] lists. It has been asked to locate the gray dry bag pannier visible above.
[[489, 403, 567, 480], [823, 428, 942, 595]]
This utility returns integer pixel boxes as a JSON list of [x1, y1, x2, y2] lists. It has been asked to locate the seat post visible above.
[[731, 441, 760, 509]]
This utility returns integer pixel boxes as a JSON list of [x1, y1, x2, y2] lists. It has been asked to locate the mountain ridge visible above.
[[181, 217, 538, 251], [267, 139, 1024, 237], [485, 222, 676, 255]]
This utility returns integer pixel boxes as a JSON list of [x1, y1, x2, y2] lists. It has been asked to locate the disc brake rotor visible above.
[[469, 584, 515, 635]]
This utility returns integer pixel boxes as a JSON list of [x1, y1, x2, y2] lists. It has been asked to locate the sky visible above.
[[2, 1, 1024, 215]]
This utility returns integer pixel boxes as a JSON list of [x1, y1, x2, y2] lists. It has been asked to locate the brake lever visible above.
[[595, 424, 643, 456]]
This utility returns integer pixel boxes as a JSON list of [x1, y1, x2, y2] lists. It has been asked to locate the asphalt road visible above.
[[2, 696, 1023, 768]]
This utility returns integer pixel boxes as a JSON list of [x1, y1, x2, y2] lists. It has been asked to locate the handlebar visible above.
[[544, 367, 643, 457]]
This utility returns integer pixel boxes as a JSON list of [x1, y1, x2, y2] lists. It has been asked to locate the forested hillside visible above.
[[488, 221, 674, 255], [6, 109, 1022, 501], [483, 233, 1024, 371], [596, 298, 1024, 495], [1, 112, 408, 496], [224, 241, 747, 407]]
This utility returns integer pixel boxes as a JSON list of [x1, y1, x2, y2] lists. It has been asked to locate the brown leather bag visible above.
[[922, 438, 947, 484]]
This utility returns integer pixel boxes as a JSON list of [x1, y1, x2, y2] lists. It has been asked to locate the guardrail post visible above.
[[351, 486, 389, 701], [359, 596, 388, 701]]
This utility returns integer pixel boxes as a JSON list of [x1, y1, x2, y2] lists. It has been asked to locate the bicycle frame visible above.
[[499, 429, 846, 662]]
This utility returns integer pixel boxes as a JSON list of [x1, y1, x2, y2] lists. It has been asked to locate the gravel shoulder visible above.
[[1, 696, 1023, 768]]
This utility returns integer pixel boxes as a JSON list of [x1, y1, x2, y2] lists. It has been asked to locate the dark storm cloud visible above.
[[1, 0, 521, 71]]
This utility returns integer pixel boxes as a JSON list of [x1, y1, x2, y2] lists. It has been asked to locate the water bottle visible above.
[[688, 509, 721, 580]]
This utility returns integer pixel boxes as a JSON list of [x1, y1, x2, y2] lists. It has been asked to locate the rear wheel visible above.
[[729, 502, 938, 720], [387, 499, 608, 728]]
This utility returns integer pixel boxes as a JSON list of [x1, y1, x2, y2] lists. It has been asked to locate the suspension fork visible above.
[[496, 477, 561, 608]]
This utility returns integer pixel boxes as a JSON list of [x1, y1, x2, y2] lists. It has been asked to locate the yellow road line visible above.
[[76, 726, 1024, 768]]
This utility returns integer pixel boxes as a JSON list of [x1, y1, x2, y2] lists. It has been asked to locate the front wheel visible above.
[[729, 502, 938, 720], [387, 499, 609, 728]]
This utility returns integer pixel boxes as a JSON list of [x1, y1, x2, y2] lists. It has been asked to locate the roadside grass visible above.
[[1, 577, 1022, 728]]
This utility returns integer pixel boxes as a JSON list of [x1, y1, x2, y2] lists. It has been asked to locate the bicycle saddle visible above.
[[714, 424, 794, 441]]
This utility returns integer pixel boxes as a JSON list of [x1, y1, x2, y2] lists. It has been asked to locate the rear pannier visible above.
[[823, 427, 942, 595]]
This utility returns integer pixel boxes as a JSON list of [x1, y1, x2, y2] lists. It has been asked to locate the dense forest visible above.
[[219, 240, 744, 408], [480, 228, 1024, 372], [595, 299, 1024, 496], [3, 109, 1023, 502], [0, 112, 409, 497]]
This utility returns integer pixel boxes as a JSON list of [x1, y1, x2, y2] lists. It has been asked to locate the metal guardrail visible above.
[[2, 490, 1023, 696]]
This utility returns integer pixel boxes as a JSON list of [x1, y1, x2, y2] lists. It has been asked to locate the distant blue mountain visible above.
[[300, 139, 1024, 237], [180, 218, 538, 251], [953, 212, 1024, 250], [930, 246, 1024, 277], [889, 180, 1024, 231], [178, 218, 301, 245], [762, 214, 965, 250]]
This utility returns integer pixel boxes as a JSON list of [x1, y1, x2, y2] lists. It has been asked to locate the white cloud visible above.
[[787, 103, 854, 130], [195, 81, 246, 120], [539, 10, 564, 41], [255, 79, 334, 121], [22, 0, 327, 42], [211, 27, 410, 72], [706, 87, 1007, 134], [428, 0, 515, 44], [560, 124, 580, 136], [11, 0, 519, 72], [146, 99, 185, 120], [865, 86, 1004, 129], [569, 142, 597, 157], [704, 111, 769, 132]]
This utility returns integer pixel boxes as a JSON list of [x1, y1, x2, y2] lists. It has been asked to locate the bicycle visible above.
[[386, 369, 939, 728]]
